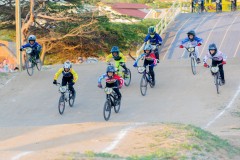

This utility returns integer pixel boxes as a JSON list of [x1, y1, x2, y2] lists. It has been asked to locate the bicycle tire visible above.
[[114, 93, 121, 113], [124, 69, 131, 87], [36, 59, 42, 71], [25, 59, 34, 76], [140, 74, 148, 96], [215, 74, 220, 94], [58, 94, 65, 115], [103, 100, 111, 121], [191, 56, 197, 75], [69, 92, 75, 107], [148, 73, 154, 88]]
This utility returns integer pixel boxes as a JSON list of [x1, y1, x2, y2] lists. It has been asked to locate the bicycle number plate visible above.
[[187, 47, 195, 52], [59, 86, 67, 93], [104, 87, 113, 94], [137, 67, 145, 74], [211, 67, 219, 73], [26, 47, 33, 54]]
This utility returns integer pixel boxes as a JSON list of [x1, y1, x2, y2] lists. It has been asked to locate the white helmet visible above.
[[63, 61, 72, 71]]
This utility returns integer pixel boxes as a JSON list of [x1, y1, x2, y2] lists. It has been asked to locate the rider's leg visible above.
[[67, 77, 76, 97], [195, 46, 201, 63], [115, 61, 122, 76], [113, 88, 121, 101], [217, 61, 225, 83], [149, 64, 155, 83], [61, 77, 68, 86], [120, 62, 128, 72]]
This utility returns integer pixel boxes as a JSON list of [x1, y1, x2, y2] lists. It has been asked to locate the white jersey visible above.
[[203, 50, 227, 63]]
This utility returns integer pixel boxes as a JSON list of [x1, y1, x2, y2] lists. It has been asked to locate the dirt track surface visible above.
[[1, 12, 240, 159]]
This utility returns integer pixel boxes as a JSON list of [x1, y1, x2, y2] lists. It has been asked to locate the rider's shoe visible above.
[[157, 59, 160, 63], [36, 59, 41, 63], [152, 80, 155, 86], [221, 79, 225, 85], [196, 58, 201, 64]]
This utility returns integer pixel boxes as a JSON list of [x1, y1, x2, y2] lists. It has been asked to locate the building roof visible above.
[[110, 3, 149, 19], [113, 8, 148, 19], [111, 3, 149, 9]]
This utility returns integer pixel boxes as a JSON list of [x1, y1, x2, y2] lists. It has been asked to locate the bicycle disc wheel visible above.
[[25, 59, 33, 76], [103, 101, 111, 121], [36, 59, 42, 71], [69, 92, 75, 107], [58, 95, 65, 115], [140, 75, 148, 96], [191, 57, 197, 75], [124, 69, 131, 87]]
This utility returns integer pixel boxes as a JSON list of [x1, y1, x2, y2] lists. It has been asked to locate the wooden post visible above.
[[16, 0, 22, 71]]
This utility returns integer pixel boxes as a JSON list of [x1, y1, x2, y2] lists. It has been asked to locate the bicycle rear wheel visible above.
[[124, 69, 131, 87], [140, 75, 148, 96], [58, 94, 65, 115], [103, 100, 111, 121], [191, 57, 197, 75], [25, 59, 34, 76]]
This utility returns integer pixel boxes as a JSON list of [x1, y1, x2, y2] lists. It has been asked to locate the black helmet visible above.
[[187, 30, 196, 41], [208, 43, 217, 56]]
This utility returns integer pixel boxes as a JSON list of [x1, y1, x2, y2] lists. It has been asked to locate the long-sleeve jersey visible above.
[[144, 33, 162, 45], [106, 52, 127, 62], [134, 52, 157, 66], [98, 74, 124, 88], [181, 37, 203, 45], [54, 68, 78, 83], [21, 42, 42, 53], [203, 50, 227, 63]]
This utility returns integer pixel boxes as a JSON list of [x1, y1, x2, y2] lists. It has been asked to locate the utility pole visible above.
[[15, 0, 22, 71]]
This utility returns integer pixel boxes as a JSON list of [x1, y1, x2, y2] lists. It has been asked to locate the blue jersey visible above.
[[181, 37, 203, 45], [144, 33, 162, 45], [21, 42, 42, 53]]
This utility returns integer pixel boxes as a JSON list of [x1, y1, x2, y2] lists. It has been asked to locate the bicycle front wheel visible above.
[[58, 94, 65, 115], [215, 74, 220, 94], [25, 59, 34, 76], [191, 57, 197, 75], [124, 69, 131, 87], [103, 100, 111, 121], [140, 75, 148, 96]]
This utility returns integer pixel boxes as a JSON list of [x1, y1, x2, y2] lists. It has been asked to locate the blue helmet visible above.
[[187, 30, 196, 41], [208, 43, 217, 56], [110, 46, 119, 53], [106, 65, 115, 73], [28, 35, 36, 42]]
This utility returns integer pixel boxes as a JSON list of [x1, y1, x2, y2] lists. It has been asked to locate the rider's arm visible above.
[[219, 51, 227, 61], [203, 53, 210, 64], [119, 52, 127, 62], [34, 42, 42, 53], [181, 38, 189, 45], [54, 68, 64, 81], [144, 34, 150, 42], [134, 53, 145, 65], [106, 53, 113, 62], [115, 75, 124, 88], [149, 53, 157, 65], [194, 37, 203, 44], [156, 34, 163, 44], [98, 73, 107, 84], [20, 43, 31, 49], [70, 68, 78, 83]]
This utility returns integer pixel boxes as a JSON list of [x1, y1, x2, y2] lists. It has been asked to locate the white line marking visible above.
[[219, 16, 238, 49], [200, 17, 221, 57], [5, 75, 15, 85], [11, 151, 33, 160], [163, 17, 191, 60], [102, 123, 144, 153], [204, 85, 240, 129], [233, 41, 240, 57]]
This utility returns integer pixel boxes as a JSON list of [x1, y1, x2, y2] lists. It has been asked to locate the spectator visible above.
[[230, 0, 237, 11], [216, 0, 222, 13]]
